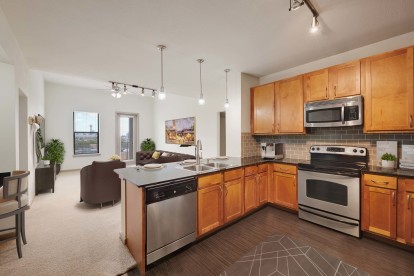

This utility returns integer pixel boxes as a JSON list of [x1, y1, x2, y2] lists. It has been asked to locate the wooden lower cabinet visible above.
[[244, 175, 257, 213], [362, 185, 397, 238], [224, 178, 244, 222], [399, 178, 414, 245], [257, 172, 268, 205], [272, 172, 297, 210], [197, 174, 223, 236]]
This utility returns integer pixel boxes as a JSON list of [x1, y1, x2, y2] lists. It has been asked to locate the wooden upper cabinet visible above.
[[329, 60, 361, 98], [304, 69, 329, 102], [251, 83, 275, 134], [275, 76, 305, 134], [363, 47, 414, 132]]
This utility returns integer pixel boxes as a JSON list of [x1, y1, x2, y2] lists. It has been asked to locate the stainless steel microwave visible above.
[[304, 95, 363, 127]]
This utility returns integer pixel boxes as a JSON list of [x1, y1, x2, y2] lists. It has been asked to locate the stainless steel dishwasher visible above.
[[145, 177, 197, 265]]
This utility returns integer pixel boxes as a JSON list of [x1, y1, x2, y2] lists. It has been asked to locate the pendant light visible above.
[[157, 45, 166, 100], [310, 16, 319, 33], [224, 69, 230, 108], [197, 59, 205, 105]]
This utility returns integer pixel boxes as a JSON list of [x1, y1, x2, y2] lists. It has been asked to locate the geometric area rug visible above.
[[220, 233, 369, 276]]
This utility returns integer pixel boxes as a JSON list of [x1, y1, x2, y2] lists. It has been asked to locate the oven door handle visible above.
[[299, 207, 359, 226], [341, 104, 345, 125]]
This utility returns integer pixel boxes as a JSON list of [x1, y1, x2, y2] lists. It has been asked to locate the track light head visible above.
[[310, 16, 319, 33], [141, 88, 145, 96], [290, 0, 304, 11], [152, 90, 156, 98]]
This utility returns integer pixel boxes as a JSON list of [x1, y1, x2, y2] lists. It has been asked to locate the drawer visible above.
[[258, 164, 268, 173], [273, 163, 296, 175], [363, 173, 397, 190], [224, 168, 244, 182], [402, 178, 414, 192], [198, 173, 223, 189], [244, 166, 258, 177]]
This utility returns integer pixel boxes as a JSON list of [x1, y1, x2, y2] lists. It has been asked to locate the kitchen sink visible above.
[[181, 164, 216, 172], [204, 162, 233, 169]]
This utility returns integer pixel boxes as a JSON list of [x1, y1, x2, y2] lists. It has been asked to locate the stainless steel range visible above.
[[298, 145, 368, 237]]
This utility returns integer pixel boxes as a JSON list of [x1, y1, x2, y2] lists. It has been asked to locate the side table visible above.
[[35, 162, 56, 195]]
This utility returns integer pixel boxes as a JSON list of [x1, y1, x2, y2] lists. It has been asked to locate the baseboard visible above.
[[119, 231, 126, 244]]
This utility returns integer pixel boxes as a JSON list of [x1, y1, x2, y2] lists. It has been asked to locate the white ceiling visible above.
[[1, 0, 414, 97]]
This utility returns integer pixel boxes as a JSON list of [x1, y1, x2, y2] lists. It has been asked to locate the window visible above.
[[73, 111, 99, 155]]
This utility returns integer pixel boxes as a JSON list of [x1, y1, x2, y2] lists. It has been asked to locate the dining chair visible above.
[[0, 170, 30, 258]]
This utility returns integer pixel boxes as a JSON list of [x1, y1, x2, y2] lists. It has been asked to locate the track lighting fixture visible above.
[[157, 45, 167, 100], [289, 0, 304, 11], [224, 69, 230, 109], [288, 0, 320, 33], [108, 81, 157, 99], [197, 59, 205, 105]]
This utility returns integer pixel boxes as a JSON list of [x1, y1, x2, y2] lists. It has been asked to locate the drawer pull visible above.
[[408, 194, 411, 210], [370, 179, 389, 185], [392, 192, 395, 206], [278, 167, 289, 172]]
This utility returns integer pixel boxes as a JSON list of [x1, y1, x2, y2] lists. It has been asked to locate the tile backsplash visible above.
[[241, 126, 414, 166]]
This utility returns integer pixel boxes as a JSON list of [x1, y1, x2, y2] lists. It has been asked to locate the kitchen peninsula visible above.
[[115, 156, 303, 275]]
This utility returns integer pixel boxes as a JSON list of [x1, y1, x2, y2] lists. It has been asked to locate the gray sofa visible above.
[[136, 150, 195, 166]]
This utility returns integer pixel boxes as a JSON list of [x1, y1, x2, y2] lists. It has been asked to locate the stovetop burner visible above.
[[298, 145, 368, 177]]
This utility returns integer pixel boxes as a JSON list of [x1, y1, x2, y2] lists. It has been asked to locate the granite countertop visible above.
[[363, 165, 414, 178], [114, 156, 308, 188]]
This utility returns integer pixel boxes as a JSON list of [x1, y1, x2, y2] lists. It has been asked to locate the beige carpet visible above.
[[0, 170, 136, 275]]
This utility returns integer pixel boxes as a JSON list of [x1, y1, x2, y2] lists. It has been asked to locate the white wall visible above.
[[0, 5, 45, 206], [153, 70, 242, 158], [45, 82, 154, 170], [0, 62, 16, 171], [260, 31, 414, 84]]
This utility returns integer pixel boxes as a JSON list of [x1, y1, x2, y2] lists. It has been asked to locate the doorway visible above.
[[219, 111, 226, 156], [116, 113, 138, 164]]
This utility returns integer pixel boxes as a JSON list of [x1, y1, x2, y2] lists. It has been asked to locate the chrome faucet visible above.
[[195, 140, 202, 165]]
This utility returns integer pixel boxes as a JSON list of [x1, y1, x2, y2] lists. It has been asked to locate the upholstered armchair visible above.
[[80, 160, 126, 207]]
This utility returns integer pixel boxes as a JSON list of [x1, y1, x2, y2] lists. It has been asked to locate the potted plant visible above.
[[381, 153, 396, 168], [45, 139, 65, 174], [140, 138, 156, 151], [42, 156, 50, 166]]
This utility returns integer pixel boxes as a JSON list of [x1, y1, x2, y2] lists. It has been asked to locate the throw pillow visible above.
[[161, 152, 170, 157], [152, 151, 161, 159]]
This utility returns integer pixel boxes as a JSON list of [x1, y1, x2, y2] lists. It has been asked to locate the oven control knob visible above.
[[316, 147, 320, 151], [311, 147, 315, 151], [353, 149, 357, 153], [360, 150, 364, 154]]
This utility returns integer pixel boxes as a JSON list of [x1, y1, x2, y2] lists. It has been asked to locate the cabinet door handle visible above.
[[392, 191, 395, 206], [408, 194, 411, 210], [325, 87, 328, 98], [334, 86, 337, 97], [224, 184, 228, 197], [219, 185, 223, 198], [410, 115, 413, 128], [277, 123, 280, 132], [370, 179, 389, 185]]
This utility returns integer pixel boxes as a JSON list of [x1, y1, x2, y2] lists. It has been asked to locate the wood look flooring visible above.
[[126, 207, 414, 276]]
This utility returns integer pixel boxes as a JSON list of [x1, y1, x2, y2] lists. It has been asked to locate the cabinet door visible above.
[[329, 60, 361, 98], [251, 83, 275, 134], [362, 186, 396, 239], [275, 76, 305, 133], [244, 175, 257, 213], [363, 47, 414, 132], [405, 191, 414, 244], [304, 69, 329, 102], [224, 178, 244, 223], [197, 185, 223, 236], [257, 172, 268, 206], [273, 172, 297, 210]]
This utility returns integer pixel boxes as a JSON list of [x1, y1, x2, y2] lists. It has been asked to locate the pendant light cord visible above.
[[225, 70, 228, 99], [160, 48, 164, 89], [199, 61, 203, 97]]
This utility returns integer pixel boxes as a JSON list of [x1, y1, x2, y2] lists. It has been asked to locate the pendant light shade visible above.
[[224, 69, 230, 108], [157, 45, 167, 100], [197, 59, 205, 105]]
